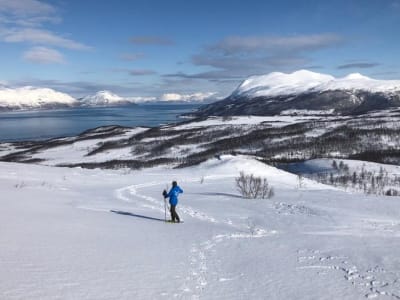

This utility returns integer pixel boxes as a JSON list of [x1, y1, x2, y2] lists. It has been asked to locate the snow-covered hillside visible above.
[[3, 109, 400, 168], [79, 90, 131, 106], [193, 70, 400, 117], [1, 155, 400, 299], [233, 70, 400, 98], [0, 86, 77, 110], [0, 88, 135, 110]]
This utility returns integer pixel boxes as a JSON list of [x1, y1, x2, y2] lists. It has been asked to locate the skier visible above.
[[163, 181, 183, 223]]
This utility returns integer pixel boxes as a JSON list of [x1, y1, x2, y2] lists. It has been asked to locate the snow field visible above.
[[1, 155, 400, 299]]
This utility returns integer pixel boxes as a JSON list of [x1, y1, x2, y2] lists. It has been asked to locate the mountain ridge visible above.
[[193, 70, 400, 116], [78, 90, 132, 106]]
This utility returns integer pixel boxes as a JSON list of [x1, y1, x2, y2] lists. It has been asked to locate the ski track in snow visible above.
[[114, 178, 278, 299], [297, 249, 400, 299], [116, 181, 219, 224], [111, 175, 400, 299]]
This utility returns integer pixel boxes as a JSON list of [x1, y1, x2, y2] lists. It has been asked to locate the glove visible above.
[[162, 190, 167, 198]]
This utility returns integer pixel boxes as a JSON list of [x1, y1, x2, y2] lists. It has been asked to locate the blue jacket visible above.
[[166, 186, 183, 206]]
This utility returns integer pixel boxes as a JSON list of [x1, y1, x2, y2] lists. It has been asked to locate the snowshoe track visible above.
[[115, 180, 277, 299], [297, 249, 400, 299]]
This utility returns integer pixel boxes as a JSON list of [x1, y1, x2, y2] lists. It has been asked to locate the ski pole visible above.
[[164, 197, 167, 222], [164, 184, 170, 222]]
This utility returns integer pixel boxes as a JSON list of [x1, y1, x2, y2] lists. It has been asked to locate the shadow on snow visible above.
[[194, 192, 243, 199], [110, 210, 165, 222]]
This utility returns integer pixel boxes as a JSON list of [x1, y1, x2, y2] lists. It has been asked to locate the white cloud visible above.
[[0, 0, 60, 27], [160, 92, 217, 102], [2, 27, 90, 50], [0, 0, 90, 55], [0, 0, 55, 16], [23, 47, 65, 64]]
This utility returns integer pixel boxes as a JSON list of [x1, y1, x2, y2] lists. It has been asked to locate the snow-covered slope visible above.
[[234, 70, 400, 98], [193, 70, 400, 116], [0, 88, 138, 110], [1, 155, 400, 299], [233, 70, 335, 98], [160, 92, 217, 102], [0, 86, 77, 110], [79, 90, 131, 106]]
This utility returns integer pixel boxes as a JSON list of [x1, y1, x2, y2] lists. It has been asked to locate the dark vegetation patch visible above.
[[2, 112, 400, 170], [58, 157, 177, 170]]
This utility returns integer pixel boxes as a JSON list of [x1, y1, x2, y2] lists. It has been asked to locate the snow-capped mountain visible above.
[[233, 70, 400, 98], [0, 86, 77, 110], [160, 92, 217, 102], [79, 91, 132, 106], [193, 70, 400, 116], [0, 88, 138, 111]]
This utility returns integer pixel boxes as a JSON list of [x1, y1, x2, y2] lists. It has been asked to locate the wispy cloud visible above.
[[0, 0, 60, 26], [180, 33, 343, 80], [0, 0, 55, 15], [159, 34, 344, 97], [130, 36, 174, 46], [120, 53, 145, 61], [163, 71, 244, 80], [0, 0, 90, 64], [23, 46, 65, 64], [2, 27, 91, 50], [109, 68, 157, 76], [209, 34, 343, 55], [337, 62, 380, 69], [129, 69, 157, 76]]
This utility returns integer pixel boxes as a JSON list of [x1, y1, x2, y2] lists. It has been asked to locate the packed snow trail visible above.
[[115, 177, 280, 299]]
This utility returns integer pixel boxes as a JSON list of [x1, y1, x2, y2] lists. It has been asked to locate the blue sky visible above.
[[0, 0, 399, 98]]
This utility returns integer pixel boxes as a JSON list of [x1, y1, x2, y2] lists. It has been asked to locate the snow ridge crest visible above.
[[234, 70, 400, 98]]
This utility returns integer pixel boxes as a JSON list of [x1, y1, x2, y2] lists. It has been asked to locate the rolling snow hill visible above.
[[2, 107, 400, 299], [192, 70, 400, 116], [1, 155, 400, 299]]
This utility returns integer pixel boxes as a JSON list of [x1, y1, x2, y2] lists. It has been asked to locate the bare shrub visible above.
[[297, 174, 305, 189], [235, 171, 274, 199]]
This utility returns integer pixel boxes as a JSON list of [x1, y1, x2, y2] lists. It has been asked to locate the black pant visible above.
[[170, 205, 180, 222]]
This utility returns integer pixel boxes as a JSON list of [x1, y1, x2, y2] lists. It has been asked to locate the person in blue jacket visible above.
[[163, 181, 183, 223]]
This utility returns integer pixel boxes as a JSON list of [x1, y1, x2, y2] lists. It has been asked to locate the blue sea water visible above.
[[0, 103, 200, 142]]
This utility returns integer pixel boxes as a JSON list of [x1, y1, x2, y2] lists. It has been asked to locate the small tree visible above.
[[297, 174, 305, 189], [235, 172, 274, 199], [352, 171, 357, 187]]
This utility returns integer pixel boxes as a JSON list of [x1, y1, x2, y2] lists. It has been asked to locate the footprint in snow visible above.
[[297, 249, 400, 299]]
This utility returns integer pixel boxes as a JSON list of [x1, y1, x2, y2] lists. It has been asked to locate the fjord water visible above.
[[0, 103, 200, 142]]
